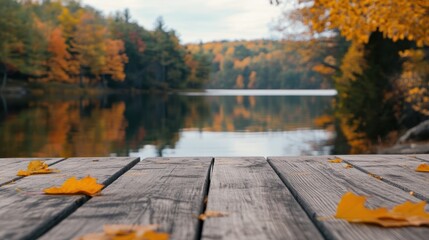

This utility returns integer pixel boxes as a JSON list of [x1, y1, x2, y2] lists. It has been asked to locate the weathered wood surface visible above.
[[339, 155, 429, 201], [268, 156, 429, 240], [201, 157, 322, 240], [0, 158, 64, 187], [411, 154, 429, 162], [2, 155, 429, 240], [42, 157, 213, 240], [0, 157, 139, 240]]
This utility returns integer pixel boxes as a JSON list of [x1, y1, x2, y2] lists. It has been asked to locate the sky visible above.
[[82, 0, 285, 44]]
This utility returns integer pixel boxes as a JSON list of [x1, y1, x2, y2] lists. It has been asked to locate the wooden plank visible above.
[[201, 157, 323, 240], [268, 156, 429, 240], [0, 157, 139, 240], [411, 154, 429, 162], [41, 157, 213, 240], [0, 158, 64, 187], [339, 155, 429, 201]]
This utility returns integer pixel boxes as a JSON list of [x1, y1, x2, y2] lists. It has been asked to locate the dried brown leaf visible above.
[[199, 210, 229, 221]]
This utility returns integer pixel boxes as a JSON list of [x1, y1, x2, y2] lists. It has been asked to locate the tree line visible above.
[[0, 0, 211, 91], [187, 39, 336, 89]]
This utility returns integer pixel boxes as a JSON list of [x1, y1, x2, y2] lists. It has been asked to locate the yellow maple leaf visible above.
[[416, 163, 429, 172], [335, 192, 429, 227], [328, 158, 343, 163], [44, 176, 104, 196], [17, 160, 56, 176], [198, 210, 229, 221]]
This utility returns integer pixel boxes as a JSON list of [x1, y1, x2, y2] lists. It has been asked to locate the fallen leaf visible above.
[[17, 160, 56, 176], [44, 176, 104, 196], [141, 230, 169, 240], [369, 173, 383, 180], [335, 192, 429, 227], [198, 210, 229, 221], [78, 224, 168, 240], [416, 163, 429, 172], [344, 163, 353, 169], [104, 224, 158, 236], [328, 158, 343, 163]]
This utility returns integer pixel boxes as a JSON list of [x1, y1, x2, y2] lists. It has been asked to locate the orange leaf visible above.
[[416, 163, 429, 172], [335, 192, 389, 222], [142, 230, 169, 240], [78, 224, 168, 240], [198, 210, 229, 221], [44, 176, 104, 196], [335, 192, 429, 227], [344, 163, 353, 169], [328, 158, 342, 163], [17, 160, 56, 176], [104, 224, 158, 236]]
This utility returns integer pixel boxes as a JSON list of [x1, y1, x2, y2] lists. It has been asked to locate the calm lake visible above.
[[0, 90, 337, 158]]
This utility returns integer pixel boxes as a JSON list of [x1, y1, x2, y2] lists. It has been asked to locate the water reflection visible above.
[[0, 92, 335, 157]]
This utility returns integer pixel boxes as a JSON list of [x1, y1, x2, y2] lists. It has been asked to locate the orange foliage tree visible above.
[[43, 27, 72, 83], [101, 39, 128, 83]]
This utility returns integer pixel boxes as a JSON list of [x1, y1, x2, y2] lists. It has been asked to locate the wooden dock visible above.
[[0, 155, 429, 239]]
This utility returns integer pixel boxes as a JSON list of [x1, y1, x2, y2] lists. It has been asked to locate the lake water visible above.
[[0, 90, 336, 158]]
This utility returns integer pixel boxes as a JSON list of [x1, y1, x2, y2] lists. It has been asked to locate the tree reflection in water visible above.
[[0, 92, 334, 157]]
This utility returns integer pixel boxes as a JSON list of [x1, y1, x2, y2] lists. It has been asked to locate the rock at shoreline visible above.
[[398, 120, 429, 143], [379, 142, 429, 154]]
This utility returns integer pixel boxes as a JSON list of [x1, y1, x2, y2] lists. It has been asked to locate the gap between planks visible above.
[[266, 158, 334, 240], [194, 158, 214, 240]]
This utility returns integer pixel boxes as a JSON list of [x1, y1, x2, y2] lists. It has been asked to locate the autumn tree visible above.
[[101, 39, 128, 85], [295, 0, 428, 46], [74, 11, 107, 86], [58, 6, 81, 84], [278, 0, 429, 152], [43, 27, 72, 83]]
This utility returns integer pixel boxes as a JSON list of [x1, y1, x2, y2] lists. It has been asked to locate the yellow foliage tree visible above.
[[298, 0, 429, 46], [397, 49, 429, 115], [101, 39, 128, 82]]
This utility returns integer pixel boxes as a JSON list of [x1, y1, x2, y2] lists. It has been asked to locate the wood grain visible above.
[[268, 156, 429, 240], [0, 158, 64, 187], [409, 154, 429, 163], [0, 157, 139, 240], [339, 155, 429, 201], [41, 157, 213, 240], [201, 157, 322, 240]]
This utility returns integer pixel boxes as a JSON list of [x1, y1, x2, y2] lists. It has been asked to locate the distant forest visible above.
[[187, 40, 338, 89], [0, 0, 211, 90]]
